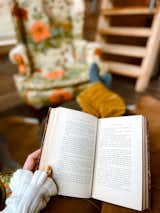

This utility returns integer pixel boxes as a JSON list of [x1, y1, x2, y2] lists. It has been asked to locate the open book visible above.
[[39, 107, 149, 211]]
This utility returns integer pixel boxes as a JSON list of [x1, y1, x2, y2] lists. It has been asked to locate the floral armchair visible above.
[[9, 0, 102, 108]]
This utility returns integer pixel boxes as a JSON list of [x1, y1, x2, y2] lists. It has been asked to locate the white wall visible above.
[[0, 1, 16, 45]]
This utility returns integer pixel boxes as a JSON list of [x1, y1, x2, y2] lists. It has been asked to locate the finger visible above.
[[23, 149, 41, 170], [28, 149, 41, 161], [23, 156, 36, 170]]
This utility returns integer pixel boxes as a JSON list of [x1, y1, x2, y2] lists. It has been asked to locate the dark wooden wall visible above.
[[84, 0, 100, 41]]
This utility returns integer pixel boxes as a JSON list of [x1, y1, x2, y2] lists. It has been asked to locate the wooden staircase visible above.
[[96, 1, 160, 92]]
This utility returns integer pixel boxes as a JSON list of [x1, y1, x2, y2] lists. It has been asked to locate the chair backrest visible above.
[[11, 0, 85, 74]]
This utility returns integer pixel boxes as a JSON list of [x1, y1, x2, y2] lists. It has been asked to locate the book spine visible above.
[[35, 107, 52, 170]]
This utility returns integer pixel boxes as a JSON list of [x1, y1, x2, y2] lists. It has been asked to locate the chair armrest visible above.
[[73, 40, 102, 65], [85, 41, 102, 65], [9, 44, 31, 75]]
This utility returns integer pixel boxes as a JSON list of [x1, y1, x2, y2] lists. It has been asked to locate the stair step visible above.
[[99, 27, 151, 37], [104, 61, 140, 78], [102, 43, 146, 58], [101, 7, 158, 16]]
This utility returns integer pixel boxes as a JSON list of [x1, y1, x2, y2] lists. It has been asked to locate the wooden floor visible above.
[[112, 74, 160, 104], [0, 57, 160, 171]]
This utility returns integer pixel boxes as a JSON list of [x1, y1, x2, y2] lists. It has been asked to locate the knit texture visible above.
[[1, 169, 57, 213], [77, 82, 126, 118]]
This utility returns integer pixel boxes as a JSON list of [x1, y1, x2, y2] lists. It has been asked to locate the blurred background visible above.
[[0, 0, 160, 171]]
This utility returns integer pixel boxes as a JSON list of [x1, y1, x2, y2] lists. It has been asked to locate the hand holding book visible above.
[[39, 107, 149, 211]]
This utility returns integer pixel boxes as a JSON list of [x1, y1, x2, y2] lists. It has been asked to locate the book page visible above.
[[39, 107, 98, 198], [92, 116, 143, 211]]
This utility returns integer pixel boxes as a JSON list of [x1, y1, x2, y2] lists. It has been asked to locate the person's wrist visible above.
[[9, 169, 33, 194]]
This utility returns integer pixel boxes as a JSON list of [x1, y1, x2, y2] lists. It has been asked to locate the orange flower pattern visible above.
[[13, 54, 24, 64], [29, 21, 51, 43], [49, 89, 73, 104], [94, 48, 102, 56], [19, 64, 27, 74], [13, 54, 27, 74], [44, 70, 65, 80]]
